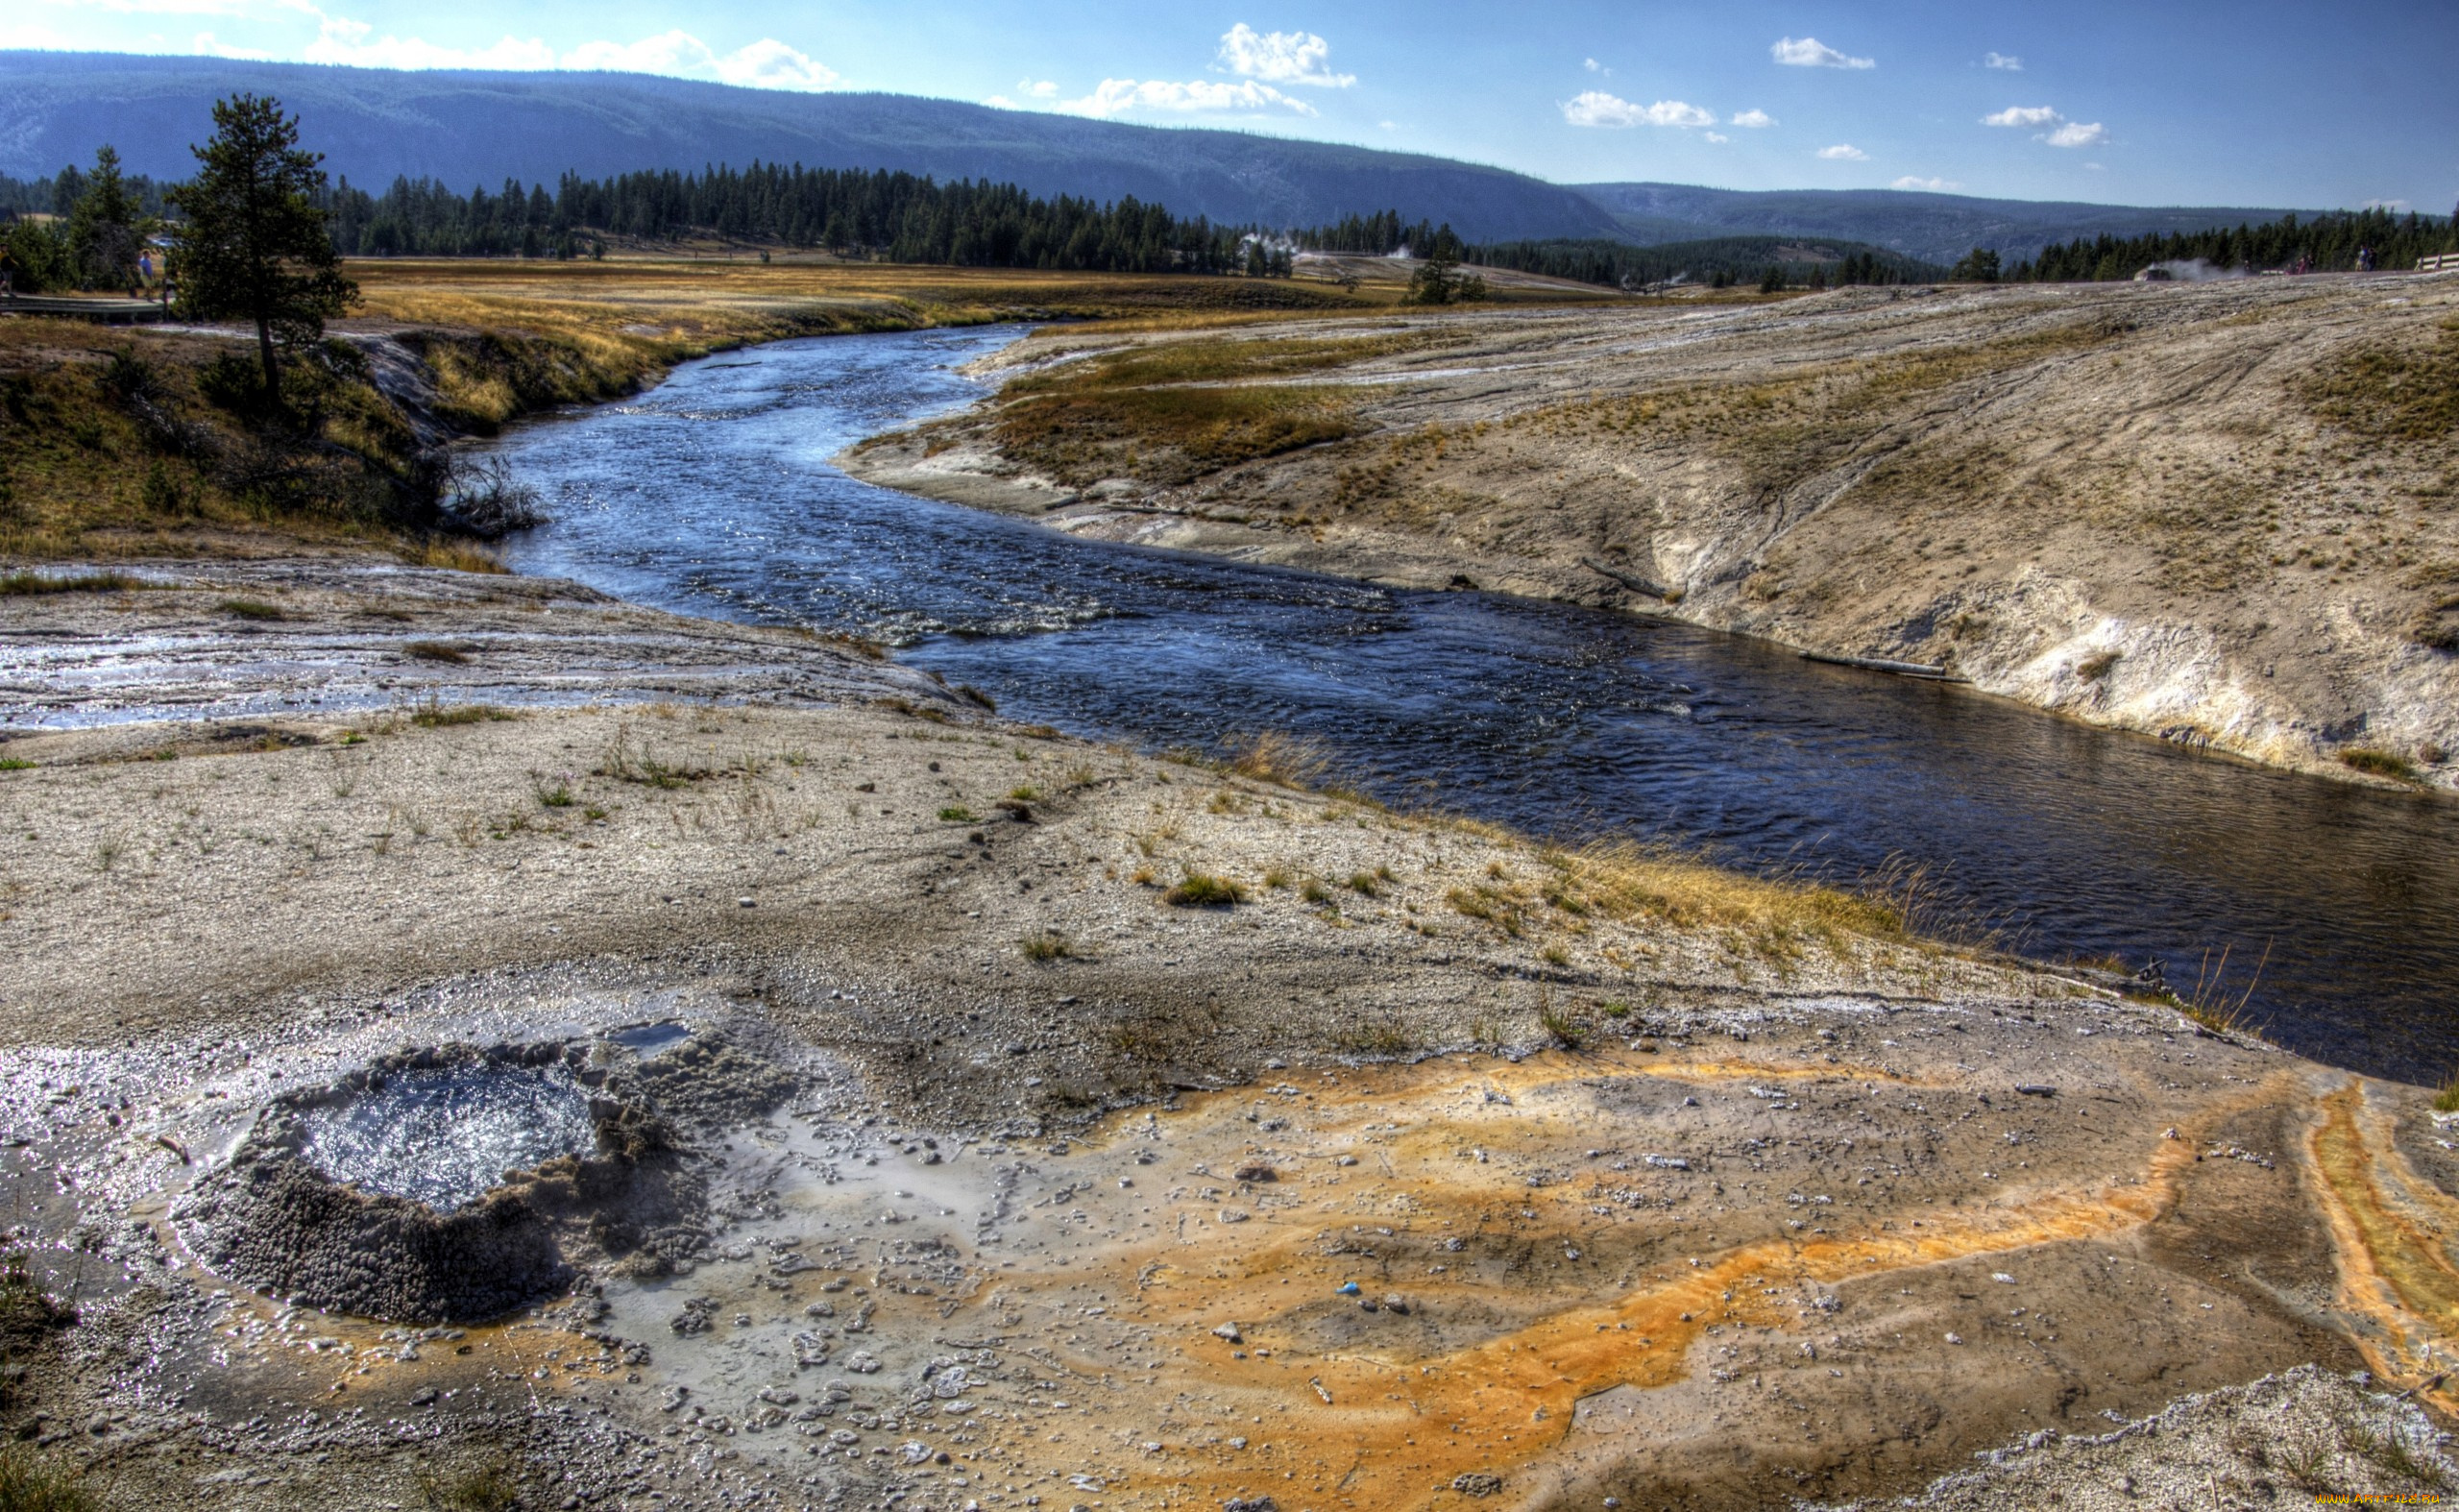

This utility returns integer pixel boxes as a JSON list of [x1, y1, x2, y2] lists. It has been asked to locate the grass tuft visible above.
[[409, 696, 516, 728], [1020, 931, 1074, 963], [2340, 747, 2423, 783], [2176, 941, 2273, 1037], [416, 1457, 522, 1511], [0, 1443, 100, 1512], [938, 805, 978, 822], [1222, 731, 1335, 790], [1163, 870, 1248, 908], [1, 571, 141, 597], [216, 597, 285, 621], [405, 640, 471, 664]]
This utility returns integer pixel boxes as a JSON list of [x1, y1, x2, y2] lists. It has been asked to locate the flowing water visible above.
[[493, 327, 2459, 1084]]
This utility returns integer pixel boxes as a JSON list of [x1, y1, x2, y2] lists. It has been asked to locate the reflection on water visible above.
[[299, 1066, 596, 1210], [495, 327, 2459, 1083]]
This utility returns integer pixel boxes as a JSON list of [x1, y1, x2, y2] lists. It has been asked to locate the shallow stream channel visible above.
[[488, 325, 2459, 1084]]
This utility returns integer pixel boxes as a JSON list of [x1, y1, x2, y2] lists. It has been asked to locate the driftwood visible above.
[[1800, 650, 1969, 683], [1579, 557, 1678, 599]]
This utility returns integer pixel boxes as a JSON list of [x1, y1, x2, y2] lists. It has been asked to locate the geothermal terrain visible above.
[[846, 270, 2459, 789], [0, 568, 2456, 1510]]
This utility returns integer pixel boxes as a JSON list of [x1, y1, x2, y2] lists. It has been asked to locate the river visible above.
[[493, 325, 2459, 1084]]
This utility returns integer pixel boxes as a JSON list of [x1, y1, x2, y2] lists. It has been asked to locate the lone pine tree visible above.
[[168, 93, 357, 395]]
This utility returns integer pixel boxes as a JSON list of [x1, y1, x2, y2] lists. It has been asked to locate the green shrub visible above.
[[2340, 747, 2422, 783]]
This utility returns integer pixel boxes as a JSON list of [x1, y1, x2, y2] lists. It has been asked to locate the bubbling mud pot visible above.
[[168, 1024, 796, 1325]]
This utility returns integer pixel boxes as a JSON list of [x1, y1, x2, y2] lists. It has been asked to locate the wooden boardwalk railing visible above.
[[0, 294, 171, 324]]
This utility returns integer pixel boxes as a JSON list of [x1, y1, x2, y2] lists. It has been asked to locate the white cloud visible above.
[[1890, 175, 1961, 191], [280, 13, 839, 88], [1583, 57, 1603, 73], [1816, 143, 1868, 160], [560, 30, 837, 89], [1984, 51, 2022, 70], [1018, 78, 1059, 99], [191, 28, 275, 57], [1730, 108, 1775, 128], [1217, 23, 1351, 87], [1982, 106, 2110, 149], [1561, 91, 1715, 129], [1704, 132, 1729, 143], [2365, 198, 2412, 211], [1772, 36, 1873, 70], [304, 15, 554, 71], [0, 18, 77, 49], [1059, 77, 1316, 118]]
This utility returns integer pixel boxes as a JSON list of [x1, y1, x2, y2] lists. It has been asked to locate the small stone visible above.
[[1944, 1332, 1964, 1345], [1452, 1473, 1504, 1498], [1382, 1295, 1407, 1314], [1218, 1208, 1249, 1224], [739, 897, 756, 908], [1211, 1323, 1244, 1343]]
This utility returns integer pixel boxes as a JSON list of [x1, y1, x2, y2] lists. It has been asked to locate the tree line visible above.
[[5, 155, 1270, 287], [320, 162, 1258, 272], [1463, 235, 1941, 292], [1983, 207, 2459, 282]]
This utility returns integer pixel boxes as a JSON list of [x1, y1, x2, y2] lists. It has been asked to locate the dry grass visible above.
[[1222, 730, 1336, 789], [2304, 320, 2459, 446], [352, 259, 1368, 386], [978, 330, 1450, 488], [0, 1443, 99, 1512], [2176, 941, 2273, 1037]]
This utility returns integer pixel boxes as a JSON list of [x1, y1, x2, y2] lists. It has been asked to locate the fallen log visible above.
[[1800, 650, 1970, 682]]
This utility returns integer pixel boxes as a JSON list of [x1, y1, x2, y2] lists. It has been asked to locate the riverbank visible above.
[[840, 273, 2459, 791], [0, 262, 1395, 566]]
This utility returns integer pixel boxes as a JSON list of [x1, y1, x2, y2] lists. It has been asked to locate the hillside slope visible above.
[[845, 275, 2459, 788], [0, 52, 1622, 243], [1576, 182, 2306, 266]]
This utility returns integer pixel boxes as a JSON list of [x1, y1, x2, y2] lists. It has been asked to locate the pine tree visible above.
[[67, 146, 146, 292], [168, 94, 358, 395]]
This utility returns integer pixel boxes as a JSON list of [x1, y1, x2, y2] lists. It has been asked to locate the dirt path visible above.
[[842, 274, 2459, 791]]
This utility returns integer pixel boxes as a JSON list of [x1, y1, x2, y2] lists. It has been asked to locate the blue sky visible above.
[[8, 1, 2452, 210]]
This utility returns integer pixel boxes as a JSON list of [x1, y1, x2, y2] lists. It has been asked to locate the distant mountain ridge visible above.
[[0, 52, 2325, 261], [1572, 183, 2310, 267], [0, 52, 1621, 243]]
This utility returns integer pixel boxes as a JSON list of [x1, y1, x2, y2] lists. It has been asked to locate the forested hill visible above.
[[1575, 182, 2313, 267], [0, 52, 1620, 244]]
